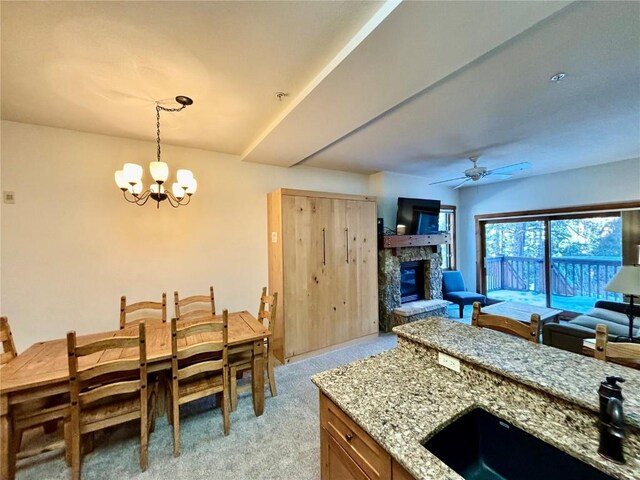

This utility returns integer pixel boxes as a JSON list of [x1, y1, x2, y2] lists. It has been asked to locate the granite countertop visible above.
[[395, 317, 640, 428], [312, 317, 640, 480]]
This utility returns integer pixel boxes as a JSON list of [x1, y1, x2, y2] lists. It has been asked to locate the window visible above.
[[477, 203, 637, 314], [439, 205, 456, 270]]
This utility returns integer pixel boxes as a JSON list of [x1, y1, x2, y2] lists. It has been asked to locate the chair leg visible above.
[[82, 432, 94, 454], [172, 390, 180, 457], [15, 428, 23, 455], [64, 422, 72, 467], [140, 406, 148, 471], [149, 390, 157, 434], [222, 368, 230, 436], [230, 366, 238, 412], [267, 353, 277, 397], [459, 304, 464, 318], [71, 420, 81, 480]]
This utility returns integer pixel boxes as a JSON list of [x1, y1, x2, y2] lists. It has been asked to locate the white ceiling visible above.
[[2, 1, 639, 187]]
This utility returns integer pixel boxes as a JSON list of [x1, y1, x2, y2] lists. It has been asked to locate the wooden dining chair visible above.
[[229, 288, 278, 411], [1, 315, 18, 365], [2, 316, 69, 474], [472, 302, 540, 343], [167, 310, 229, 457], [173, 286, 216, 321], [594, 324, 640, 366], [120, 293, 167, 329], [67, 322, 156, 480]]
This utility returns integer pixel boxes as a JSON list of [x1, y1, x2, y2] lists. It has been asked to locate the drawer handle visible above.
[[345, 432, 354, 443]]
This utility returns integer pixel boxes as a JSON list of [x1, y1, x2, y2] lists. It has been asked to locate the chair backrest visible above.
[[0, 316, 18, 365], [174, 287, 216, 321], [67, 322, 147, 414], [171, 310, 228, 384], [594, 324, 640, 364], [472, 302, 540, 343], [257, 287, 278, 335], [120, 293, 167, 330], [442, 271, 466, 294]]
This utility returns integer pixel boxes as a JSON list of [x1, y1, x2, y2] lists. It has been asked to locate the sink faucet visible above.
[[598, 376, 625, 464]]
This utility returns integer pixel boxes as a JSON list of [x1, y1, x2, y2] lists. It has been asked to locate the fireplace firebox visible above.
[[400, 261, 425, 303]]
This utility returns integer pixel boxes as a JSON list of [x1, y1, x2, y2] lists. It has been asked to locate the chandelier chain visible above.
[[155, 102, 187, 163]]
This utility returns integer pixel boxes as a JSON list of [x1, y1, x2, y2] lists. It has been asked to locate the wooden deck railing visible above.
[[486, 256, 621, 299]]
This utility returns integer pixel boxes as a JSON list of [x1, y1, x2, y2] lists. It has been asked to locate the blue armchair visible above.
[[442, 271, 486, 318]]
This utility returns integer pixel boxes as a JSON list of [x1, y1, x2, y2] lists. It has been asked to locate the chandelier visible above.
[[114, 96, 197, 208]]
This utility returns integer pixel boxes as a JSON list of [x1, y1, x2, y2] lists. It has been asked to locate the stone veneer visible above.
[[378, 246, 444, 332]]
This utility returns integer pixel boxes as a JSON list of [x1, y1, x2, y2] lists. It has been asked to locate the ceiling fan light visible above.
[[114, 170, 128, 190], [149, 161, 169, 183], [172, 182, 186, 199], [123, 163, 143, 184]]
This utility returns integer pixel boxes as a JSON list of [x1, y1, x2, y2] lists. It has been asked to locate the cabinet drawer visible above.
[[320, 392, 391, 480]]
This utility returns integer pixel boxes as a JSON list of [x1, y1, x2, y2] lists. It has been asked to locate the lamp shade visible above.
[[185, 178, 198, 195], [177, 169, 194, 186], [149, 161, 169, 183], [123, 163, 143, 184], [114, 170, 129, 190], [128, 182, 143, 195], [172, 182, 185, 199], [605, 265, 640, 296]]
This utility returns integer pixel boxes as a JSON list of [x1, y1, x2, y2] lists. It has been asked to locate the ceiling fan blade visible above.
[[487, 162, 531, 174], [487, 173, 513, 178], [429, 176, 468, 186], [453, 178, 472, 189]]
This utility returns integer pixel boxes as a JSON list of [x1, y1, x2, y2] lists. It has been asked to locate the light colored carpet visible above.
[[17, 334, 397, 480]]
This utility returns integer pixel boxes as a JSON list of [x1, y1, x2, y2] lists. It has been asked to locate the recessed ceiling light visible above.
[[550, 72, 566, 83]]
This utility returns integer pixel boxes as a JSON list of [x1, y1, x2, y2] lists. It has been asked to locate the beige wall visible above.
[[1, 121, 370, 351]]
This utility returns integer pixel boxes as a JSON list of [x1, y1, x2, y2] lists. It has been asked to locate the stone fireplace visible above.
[[378, 245, 450, 332]]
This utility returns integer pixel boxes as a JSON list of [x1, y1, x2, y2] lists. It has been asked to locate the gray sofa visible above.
[[542, 300, 639, 354]]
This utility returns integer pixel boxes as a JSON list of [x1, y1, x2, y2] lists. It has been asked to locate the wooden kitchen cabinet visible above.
[[320, 392, 415, 480], [267, 189, 378, 363]]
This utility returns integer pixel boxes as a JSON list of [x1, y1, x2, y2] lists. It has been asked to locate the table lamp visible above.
[[604, 265, 640, 342]]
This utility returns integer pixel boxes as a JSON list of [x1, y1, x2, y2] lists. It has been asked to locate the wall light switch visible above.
[[271, 232, 278, 243], [438, 352, 460, 373], [3, 191, 15, 204]]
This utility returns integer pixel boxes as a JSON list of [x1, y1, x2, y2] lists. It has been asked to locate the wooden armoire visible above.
[[267, 189, 379, 363]]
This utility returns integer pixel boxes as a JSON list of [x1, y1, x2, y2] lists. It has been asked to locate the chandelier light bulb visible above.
[[123, 163, 143, 184], [186, 178, 198, 195], [128, 181, 143, 195], [172, 182, 186, 199], [149, 161, 169, 183], [114, 170, 128, 190], [177, 169, 194, 186], [150, 184, 165, 195]]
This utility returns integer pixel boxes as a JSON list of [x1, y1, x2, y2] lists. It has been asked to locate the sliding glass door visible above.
[[484, 221, 546, 307], [481, 211, 623, 313], [549, 215, 622, 311]]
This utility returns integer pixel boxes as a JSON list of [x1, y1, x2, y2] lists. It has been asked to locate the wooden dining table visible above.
[[0, 310, 269, 479]]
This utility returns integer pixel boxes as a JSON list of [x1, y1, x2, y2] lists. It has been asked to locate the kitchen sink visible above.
[[422, 408, 613, 480]]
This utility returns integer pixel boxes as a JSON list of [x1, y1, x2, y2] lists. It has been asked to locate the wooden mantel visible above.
[[382, 234, 450, 255]]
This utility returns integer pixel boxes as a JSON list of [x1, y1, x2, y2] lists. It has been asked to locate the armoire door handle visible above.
[[322, 228, 326, 266], [345, 228, 349, 264]]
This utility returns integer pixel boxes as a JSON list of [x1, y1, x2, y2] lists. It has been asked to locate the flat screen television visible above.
[[396, 197, 441, 235]]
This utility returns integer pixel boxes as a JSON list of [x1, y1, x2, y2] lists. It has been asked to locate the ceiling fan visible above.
[[429, 156, 531, 189]]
